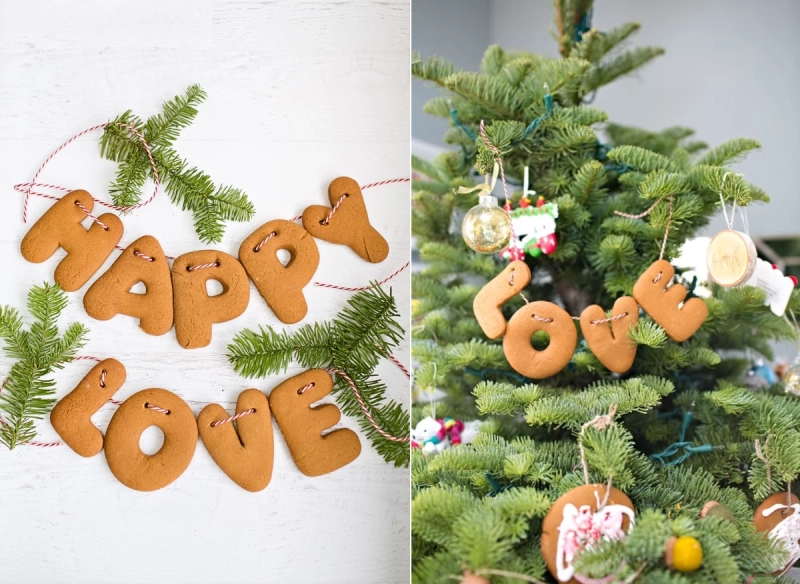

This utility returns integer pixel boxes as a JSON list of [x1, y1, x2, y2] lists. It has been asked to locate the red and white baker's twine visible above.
[[210, 408, 256, 427], [11, 126, 411, 446], [614, 195, 674, 262], [324, 369, 409, 443], [315, 261, 409, 291], [145, 403, 171, 415], [16, 122, 160, 224]]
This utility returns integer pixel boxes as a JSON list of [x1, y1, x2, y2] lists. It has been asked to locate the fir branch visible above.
[[143, 84, 207, 148], [99, 85, 256, 243], [0, 283, 88, 449], [227, 286, 409, 467]]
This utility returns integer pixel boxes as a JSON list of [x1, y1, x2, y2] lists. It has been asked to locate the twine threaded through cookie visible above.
[[186, 261, 220, 272], [210, 408, 256, 427], [253, 231, 277, 253], [145, 403, 170, 415], [73, 200, 109, 231]]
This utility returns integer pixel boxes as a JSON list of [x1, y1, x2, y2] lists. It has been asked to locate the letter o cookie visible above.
[[104, 388, 197, 491], [503, 301, 577, 379]]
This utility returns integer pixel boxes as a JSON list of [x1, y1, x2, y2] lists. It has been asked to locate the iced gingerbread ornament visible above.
[[754, 492, 800, 576], [540, 484, 635, 583]]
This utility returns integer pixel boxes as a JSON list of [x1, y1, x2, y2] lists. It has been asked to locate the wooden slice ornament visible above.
[[197, 389, 274, 492], [302, 176, 389, 263], [706, 229, 757, 287], [50, 358, 126, 457], [754, 492, 800, 576], [541, 484, 635, 583]]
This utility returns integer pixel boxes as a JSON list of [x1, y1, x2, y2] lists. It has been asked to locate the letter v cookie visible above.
[[580, 296, 639, 374], [197, 389, 274, 492], [302, 176, 389, 263]]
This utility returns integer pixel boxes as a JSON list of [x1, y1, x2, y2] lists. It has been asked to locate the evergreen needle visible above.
[[227, 285, 410, 467], [0, 283, 88, 449]]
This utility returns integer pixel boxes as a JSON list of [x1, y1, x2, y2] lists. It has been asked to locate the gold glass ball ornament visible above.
[[461, 195, 513, 254], [784, 357, 800, 397], [706, 229, 757, 287]]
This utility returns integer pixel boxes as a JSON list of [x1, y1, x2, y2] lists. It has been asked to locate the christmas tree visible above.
[[411, 2, 800, 582]]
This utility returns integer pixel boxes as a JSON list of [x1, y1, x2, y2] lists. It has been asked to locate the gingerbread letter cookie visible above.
[[50, 358, 126, 457], [302, 176, 388, 263], [197, 389, 274, 492], [83, 235, 173, 335], [580, 296, 639, 374], [20, 190, 124, 291], [269, 369, 361, 476], [754, 492, 800, 575], [541, 484, 635, 583], [633, 260, 707, 342], [171, 250, 250, 349], [239, 219, 320, 324], [104, 388, 197, 491], [473, 260, 531, 339], [503, 301, 577, 379]]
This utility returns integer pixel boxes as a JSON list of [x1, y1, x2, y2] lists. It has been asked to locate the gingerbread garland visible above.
[[50, 362, 362, 491], [474, 257, 708, 379], [21, 176, 391, 348]]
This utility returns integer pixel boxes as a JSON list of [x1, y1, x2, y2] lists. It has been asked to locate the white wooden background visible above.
[[0, 1, 410, 582]]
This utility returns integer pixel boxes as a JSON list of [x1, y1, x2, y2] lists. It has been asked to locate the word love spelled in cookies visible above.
[[52, 361, 360, 492]]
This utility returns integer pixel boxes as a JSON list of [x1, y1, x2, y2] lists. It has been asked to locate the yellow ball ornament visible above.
[[461, 195, 512, 254], [666, 535, 703, 572]]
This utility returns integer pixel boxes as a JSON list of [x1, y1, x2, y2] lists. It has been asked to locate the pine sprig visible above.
[[0, 283, 88, 449], [227, 285, 410, 467], [99, 85, 256, 243]]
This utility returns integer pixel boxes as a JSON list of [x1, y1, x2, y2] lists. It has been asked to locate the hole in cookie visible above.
[[319, 219, 328, 226], [530, 330, 551, 351], [276, 249, 291, 267], [206, 279, 224, 297], [139, 425, 165, 456], [129, 281, 147, 295]]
